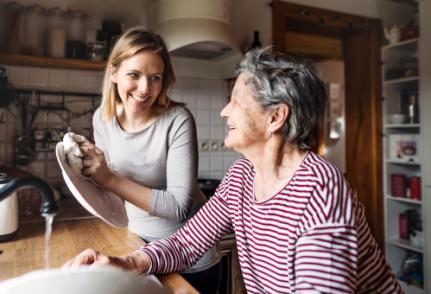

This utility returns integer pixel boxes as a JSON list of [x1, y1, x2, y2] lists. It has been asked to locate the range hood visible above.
[[147, 0, 241, 63]]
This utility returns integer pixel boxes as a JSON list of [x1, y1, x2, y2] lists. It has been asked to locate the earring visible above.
[[268, 131, 272, 138]]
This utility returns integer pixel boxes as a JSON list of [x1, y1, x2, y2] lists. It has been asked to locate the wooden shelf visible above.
[[0, 54, 105, 71]]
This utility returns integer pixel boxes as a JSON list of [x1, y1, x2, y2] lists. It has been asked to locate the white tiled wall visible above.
[[1, 66, 240, 184]]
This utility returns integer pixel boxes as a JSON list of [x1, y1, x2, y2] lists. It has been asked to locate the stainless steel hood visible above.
[[147, 0, 241, 61]]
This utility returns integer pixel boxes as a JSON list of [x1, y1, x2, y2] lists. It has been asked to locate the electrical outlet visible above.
[[199, 140, 209, 152], [210, 141, 219, 151]]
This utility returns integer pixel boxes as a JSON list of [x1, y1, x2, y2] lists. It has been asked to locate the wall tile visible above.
[[196, 109, 210, 125], [197, 125, 210, 140], [211, 110, 224, 126], [210, 155, 224, 171], [3, 67, 235, 180], [210, 171, 224, 180], [196, 94, 211, 109], [48, 69, 67, 89], [29, 68, 48, 88], [211, 95, 226, 110], [182, 95, 196, 110], [65, 70, 87, 91], [198, 155, 210, 173], [6, 66, 29, 88], [84, 71, 104, 93], [196, 79, 211, 96], [211, 125, 225, 140]]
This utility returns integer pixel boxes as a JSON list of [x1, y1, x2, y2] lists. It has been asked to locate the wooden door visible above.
[[343, 29, 383, 245]]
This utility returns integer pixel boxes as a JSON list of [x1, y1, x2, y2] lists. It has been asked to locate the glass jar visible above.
[[3, 2, 26, 54], [24, 4, 46, 55], [67, 10, 85, 42], [87, 42, 105, 61], [47, 8, 66, 58], [85, 17, 101, 45]]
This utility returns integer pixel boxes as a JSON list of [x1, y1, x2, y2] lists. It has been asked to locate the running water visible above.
[[43, 214, 55, 269]]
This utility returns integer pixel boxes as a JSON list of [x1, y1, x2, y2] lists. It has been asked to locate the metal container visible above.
[[0, 172, 19, 241]]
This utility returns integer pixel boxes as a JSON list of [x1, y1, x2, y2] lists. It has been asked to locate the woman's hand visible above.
[[80, 142, 114, 187], [63, 248, 152, 275]]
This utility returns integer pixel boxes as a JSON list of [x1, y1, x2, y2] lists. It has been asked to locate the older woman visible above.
[[66, 47, 401, 293]]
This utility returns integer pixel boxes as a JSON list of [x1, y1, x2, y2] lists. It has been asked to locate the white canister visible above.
[[48, 29, 66, 58], [0, 173, 19, 241], [47, 7, 67, 58]]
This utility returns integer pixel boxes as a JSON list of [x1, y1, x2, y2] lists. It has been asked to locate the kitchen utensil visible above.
[[0, 267, 169, 294], [55, 142, 128, 227], [0, 172, 18, 241]]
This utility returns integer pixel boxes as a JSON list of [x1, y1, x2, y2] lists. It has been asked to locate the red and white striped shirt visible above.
[[142, 152, 402, 293]]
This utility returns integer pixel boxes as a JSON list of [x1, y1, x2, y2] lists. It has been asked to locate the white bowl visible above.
[[388, 113, 405, 124], [0, 267, 169, 294]]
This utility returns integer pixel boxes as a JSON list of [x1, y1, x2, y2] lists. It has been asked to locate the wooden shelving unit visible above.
[[0, 54, 105, 71]]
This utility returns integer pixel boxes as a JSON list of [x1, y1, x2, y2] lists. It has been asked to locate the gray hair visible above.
[[237, 47, 328, 149]]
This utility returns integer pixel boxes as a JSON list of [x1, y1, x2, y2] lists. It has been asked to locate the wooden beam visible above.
[[285, 31, 343, 59]]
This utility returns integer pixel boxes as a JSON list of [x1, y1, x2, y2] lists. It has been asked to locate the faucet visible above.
[[0, 174, 59, 215]]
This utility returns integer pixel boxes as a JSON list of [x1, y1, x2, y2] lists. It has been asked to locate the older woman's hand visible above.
[[80, 142, 114, 187], [63, 248, 152, 275]]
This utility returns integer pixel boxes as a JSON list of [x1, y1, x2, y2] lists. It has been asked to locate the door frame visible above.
[[271, 1, 383, 248]]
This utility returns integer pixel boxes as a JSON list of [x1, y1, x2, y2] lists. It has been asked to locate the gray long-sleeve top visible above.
[[93, 104, 219, 273], [93, 104, 207, 238]]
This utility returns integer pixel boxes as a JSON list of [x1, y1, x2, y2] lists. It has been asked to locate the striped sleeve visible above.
[[294, 223, 358, 293], [140, 173, 233, 274]]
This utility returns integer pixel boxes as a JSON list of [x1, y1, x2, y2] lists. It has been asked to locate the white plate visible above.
[[55, 142, 128, 228], [0, 267, 169, 294]]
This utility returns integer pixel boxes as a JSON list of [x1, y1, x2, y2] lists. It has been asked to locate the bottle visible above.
[[251, 30, 261, 49], [408, 94, 417, 123]]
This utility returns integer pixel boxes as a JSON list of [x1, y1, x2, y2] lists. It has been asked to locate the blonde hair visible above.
[[100, 27, 175, 121]]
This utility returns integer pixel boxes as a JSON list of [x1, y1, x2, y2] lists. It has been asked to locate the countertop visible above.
[[0, 216, 197, 294]]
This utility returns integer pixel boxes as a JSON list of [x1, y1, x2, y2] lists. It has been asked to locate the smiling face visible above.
[[111, 50, 165, 118], [220, 72, 270, 153]]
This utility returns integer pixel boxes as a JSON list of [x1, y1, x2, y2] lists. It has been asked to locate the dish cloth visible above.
[[62, 132, 88, 176]]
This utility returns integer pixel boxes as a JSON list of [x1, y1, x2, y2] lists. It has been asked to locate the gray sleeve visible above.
[[149, 108, 200, 220], [92, 108, 106, 152]]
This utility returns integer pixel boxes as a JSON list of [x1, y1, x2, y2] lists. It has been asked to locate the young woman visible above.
[[68, 47, 401, 293], [78, 27, 221, 293]]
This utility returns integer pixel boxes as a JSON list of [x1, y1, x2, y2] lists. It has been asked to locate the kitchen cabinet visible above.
[[381, 0, 431, 291], [0, 54, 105, 71]]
